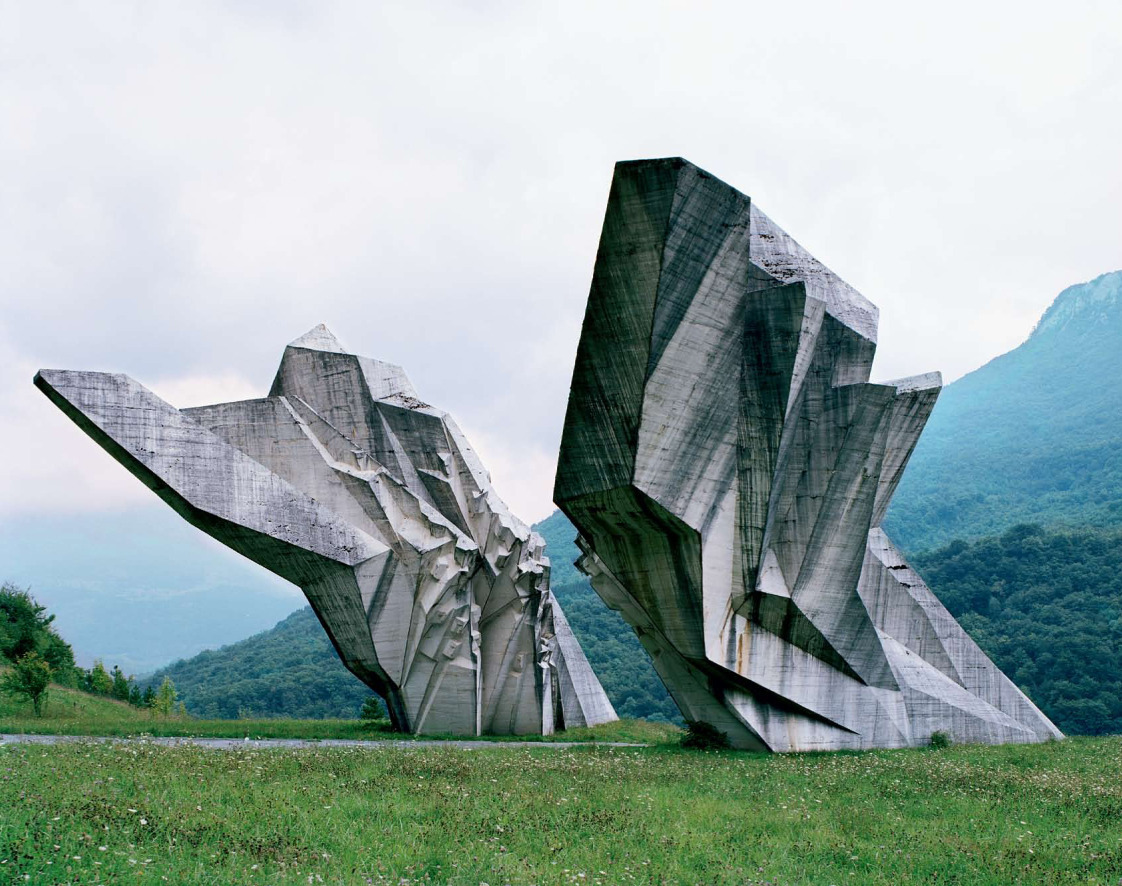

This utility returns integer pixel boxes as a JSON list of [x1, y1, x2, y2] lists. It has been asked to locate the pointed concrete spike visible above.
[[287, 323, 350, 354]]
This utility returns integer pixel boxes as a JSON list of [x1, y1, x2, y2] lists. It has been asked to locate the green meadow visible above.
[[2, 731, 1120, 885]]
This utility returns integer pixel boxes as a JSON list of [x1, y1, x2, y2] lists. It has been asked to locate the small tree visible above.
[[1, 652, 53, 716], [929, 730, 952, 749], [1, 584, 78, 687], [88, 660, 112, 696], [128, 684, 143, 707], [360, 696, 385, 721], [153, 676, 178, 717], [142, 685, 156, 708], [110, 665, 131, 702]]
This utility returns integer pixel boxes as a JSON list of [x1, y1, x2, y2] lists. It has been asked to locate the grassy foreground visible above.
[[0, 683, 677, 744], [1, 736, 1120, 885]]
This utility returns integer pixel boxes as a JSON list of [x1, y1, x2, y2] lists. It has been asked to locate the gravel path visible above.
[[0, 733, 645, 750]]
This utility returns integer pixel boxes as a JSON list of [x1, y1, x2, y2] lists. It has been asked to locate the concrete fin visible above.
[[554, 159, 680, 503], [870, 374, 942, 526], [554, 156, 1058, 750]]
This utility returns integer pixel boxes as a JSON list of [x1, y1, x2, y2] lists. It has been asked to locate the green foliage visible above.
[[0, 583, 51, 661], [680, 720, 732, 750], [2, 736, 1120, 884], [533, 509, 586, 588], [86, 659, 113, 695], [0, 582, 76, 684], [929, 730, 952, 749], [110, 664, 131, 702], [359, 696, 385, 722], [77, 659, 148, 707], [0, 651, 53, 715], [886, 271, 1122, 551], [913, 523, 1122, 736], [551, 579, 681, 724], [152, 676, 179, 717], [38, 632, 77, 687]]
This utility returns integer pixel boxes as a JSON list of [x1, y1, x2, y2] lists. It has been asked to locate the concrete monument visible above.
[[555, 157, 1061, 750], [37, 327, 616, 736]]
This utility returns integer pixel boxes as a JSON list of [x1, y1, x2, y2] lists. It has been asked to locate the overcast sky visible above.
[[3, 0, 1120, 525]]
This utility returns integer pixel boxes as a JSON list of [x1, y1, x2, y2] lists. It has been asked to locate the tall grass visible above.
[[1, 736, 1119, 884]]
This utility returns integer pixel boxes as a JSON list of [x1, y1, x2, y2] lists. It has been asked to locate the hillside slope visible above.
[[146, 607, 372, 719], [885, 270, 1122, 551]]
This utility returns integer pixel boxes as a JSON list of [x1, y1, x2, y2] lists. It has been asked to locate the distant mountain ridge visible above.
[[1034, 270, 1122, 336], [884, 270, 1122, 552]]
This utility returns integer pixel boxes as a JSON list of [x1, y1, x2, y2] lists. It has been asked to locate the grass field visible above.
[[1, 734, 1120, 885], [0, 683, 678, 744]]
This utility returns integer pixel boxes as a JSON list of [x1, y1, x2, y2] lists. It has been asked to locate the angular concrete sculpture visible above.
[[37, 326, 616, 736], [555, 157, 1061, 751]]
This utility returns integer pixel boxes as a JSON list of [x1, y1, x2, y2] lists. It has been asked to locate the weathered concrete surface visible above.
[[555, 157, 1062, 751], [36, 328, 616, 737]]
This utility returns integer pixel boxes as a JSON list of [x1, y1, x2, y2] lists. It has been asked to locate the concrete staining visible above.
[[555, 157, 1062, 751], [36, 329, 616, 737]]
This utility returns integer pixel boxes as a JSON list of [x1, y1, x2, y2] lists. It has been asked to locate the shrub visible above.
[[680, 720, 732, 750], [360, 696, 384, 721], [929, 730, 952, 749], [360, 696, 393, 730]]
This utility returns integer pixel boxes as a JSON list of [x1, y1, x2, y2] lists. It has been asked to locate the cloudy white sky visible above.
[[3, 0, 1120, 527]]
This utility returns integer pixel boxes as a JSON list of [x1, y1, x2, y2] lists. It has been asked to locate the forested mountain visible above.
[[885, 270, 1122, 552]]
